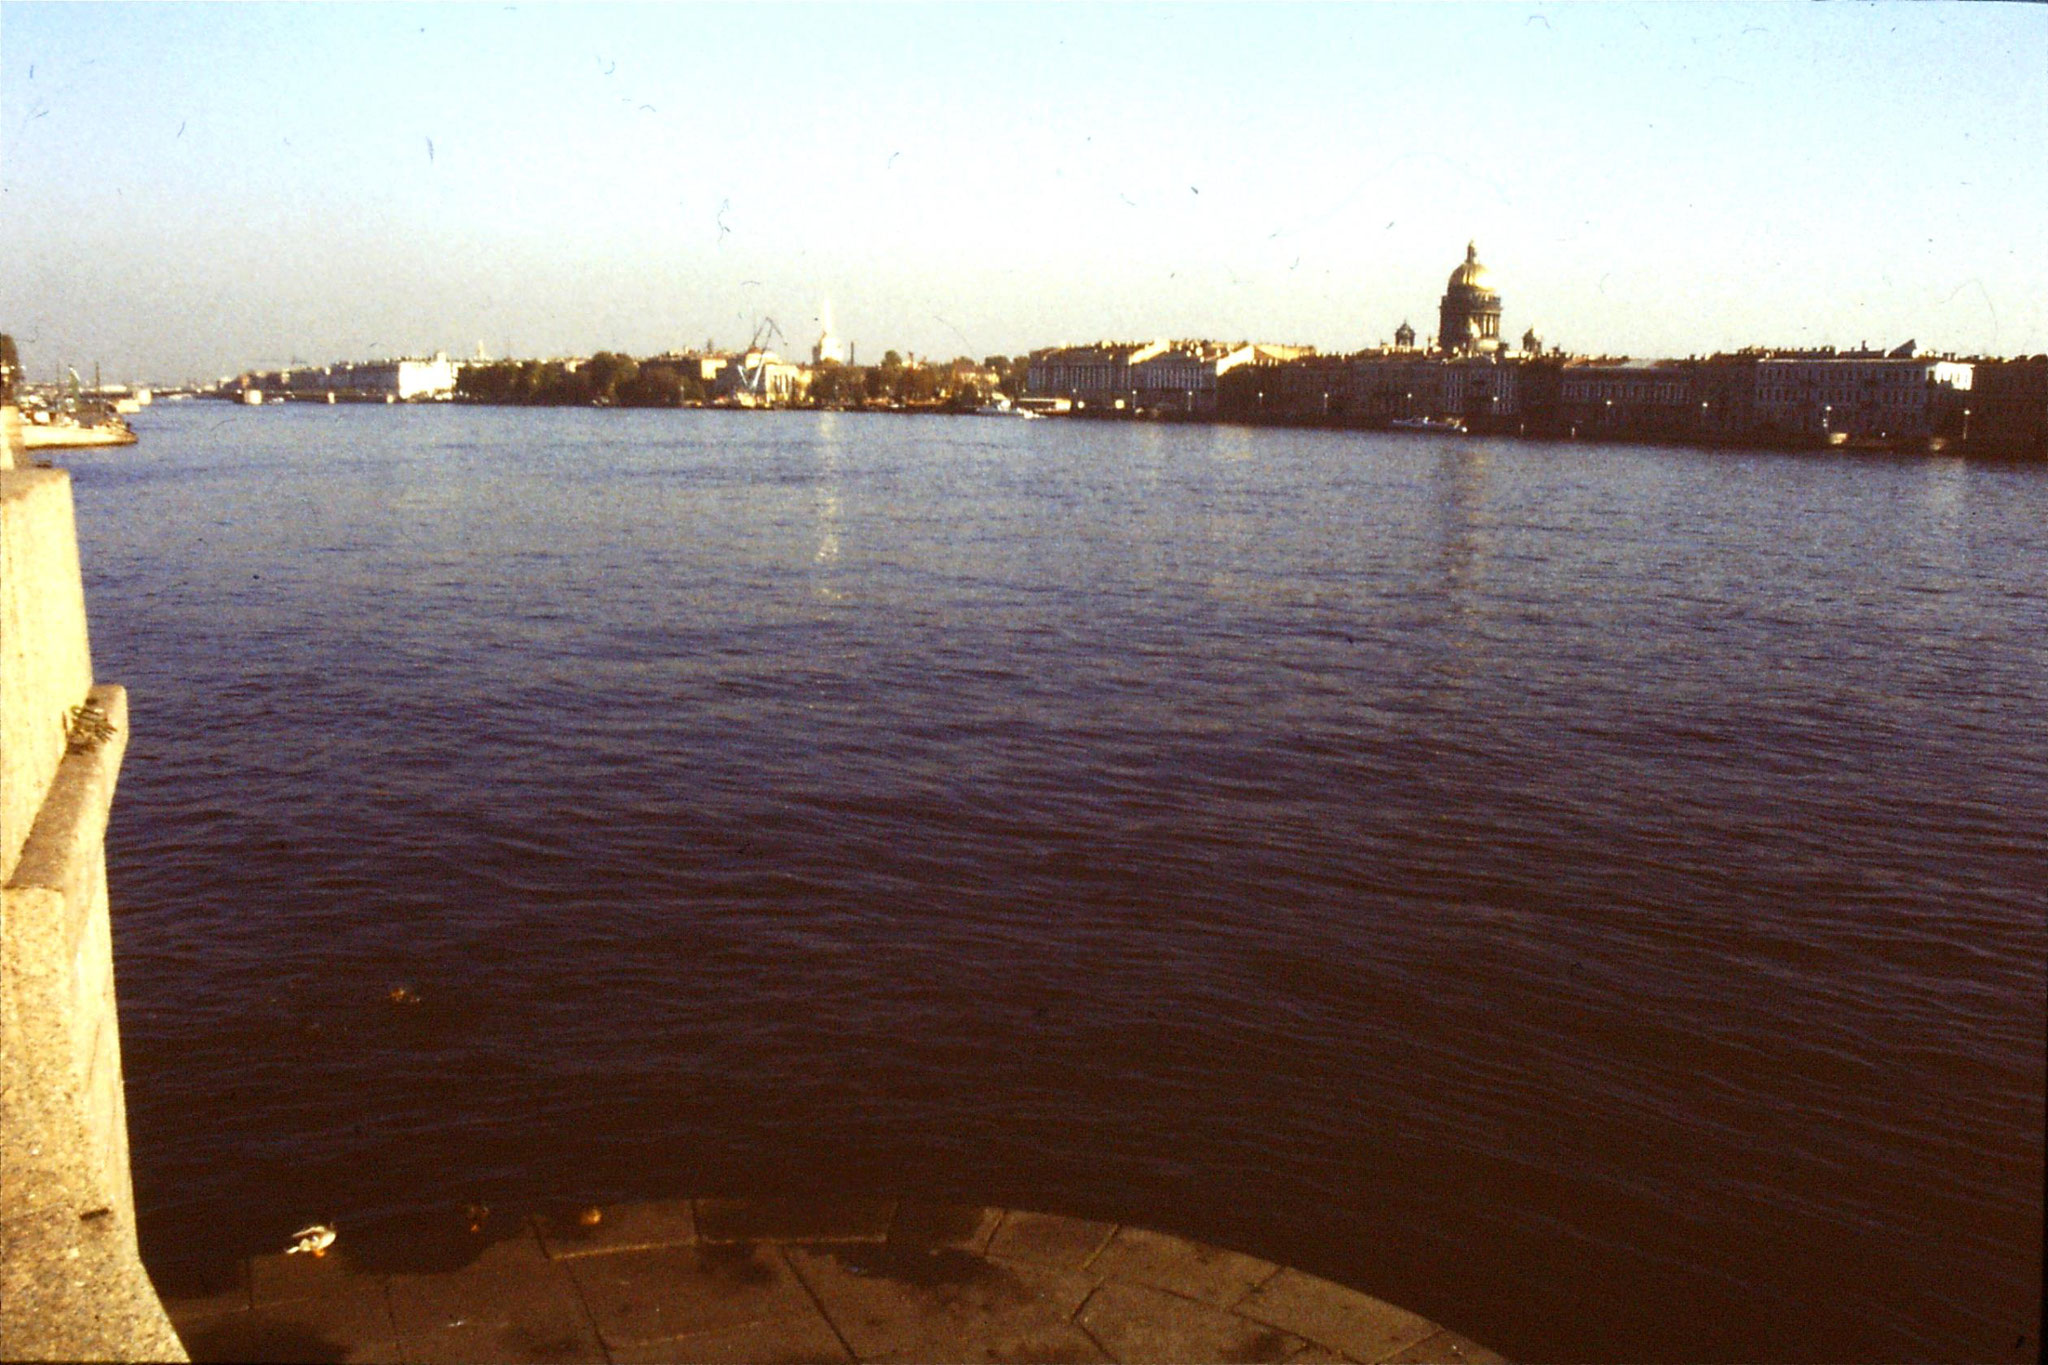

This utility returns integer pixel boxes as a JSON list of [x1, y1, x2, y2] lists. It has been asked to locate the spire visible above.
[[813, 298, 847, 365], [1466, 241, 1478, 263]]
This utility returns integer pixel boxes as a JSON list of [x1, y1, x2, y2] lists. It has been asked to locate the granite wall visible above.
[[1, 409, 186, 1360]]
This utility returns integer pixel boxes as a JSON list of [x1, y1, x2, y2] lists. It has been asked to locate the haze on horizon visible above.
[[3, 1, 2043, 384]]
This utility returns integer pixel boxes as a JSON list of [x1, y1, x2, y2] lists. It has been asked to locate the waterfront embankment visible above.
[[163, 1196, 1505, 1364], [0, 406, 185, 1359]]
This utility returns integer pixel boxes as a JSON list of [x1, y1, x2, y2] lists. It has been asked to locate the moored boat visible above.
[[21, 411, 138, 449], [974, 395, 1043, 419]]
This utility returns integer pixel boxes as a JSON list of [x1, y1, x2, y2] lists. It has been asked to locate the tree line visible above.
[[806, 352, 1029, 408], [456, 353, 704, 407], [455, 351, 1033, 409]]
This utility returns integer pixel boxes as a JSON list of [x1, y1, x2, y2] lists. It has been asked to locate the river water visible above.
[[66, 404, 2043, 1362]]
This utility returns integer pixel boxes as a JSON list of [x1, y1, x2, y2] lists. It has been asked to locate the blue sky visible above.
[[3, 2, 2043, 381]]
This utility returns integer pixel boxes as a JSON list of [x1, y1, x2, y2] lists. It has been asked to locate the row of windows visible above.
[[1759, 368, 1930, 384], [1035, 366, 1254, 388], [1561, 384, 1686, 403], [1760, 389, 1927, 407]]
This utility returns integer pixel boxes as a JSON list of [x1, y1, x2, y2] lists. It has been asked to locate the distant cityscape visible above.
[[14, 241, 2047, 457]]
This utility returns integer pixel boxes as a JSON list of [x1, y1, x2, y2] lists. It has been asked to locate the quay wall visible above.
[[0, 408, 186, 1360]]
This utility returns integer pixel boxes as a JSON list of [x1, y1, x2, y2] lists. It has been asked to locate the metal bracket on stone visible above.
[[65, 700, 118, 753]]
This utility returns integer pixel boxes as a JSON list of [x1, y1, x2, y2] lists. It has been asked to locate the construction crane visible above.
[[738, 316, 787, 403]]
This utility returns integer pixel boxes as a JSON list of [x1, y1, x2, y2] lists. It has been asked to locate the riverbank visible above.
[[194, 390, 2044, 457]]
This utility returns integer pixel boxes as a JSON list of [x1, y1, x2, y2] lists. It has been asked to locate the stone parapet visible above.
[[2, 466, 96, 882], [0, 448, 184, 1359]]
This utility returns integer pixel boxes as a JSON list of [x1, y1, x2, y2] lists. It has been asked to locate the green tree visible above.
[[456, 360, 510, 402], [584, 351, 640, 405], [620, 366, 682, 407], [809, 359, 861, 408], [535, 361, 584, 404]]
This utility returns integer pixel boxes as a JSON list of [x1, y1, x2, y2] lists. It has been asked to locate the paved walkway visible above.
[[162, 1197, 1505, 1364]]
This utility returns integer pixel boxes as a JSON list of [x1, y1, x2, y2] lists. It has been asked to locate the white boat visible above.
[[21, 411, 138, 449], [974, 395, 1043, 419], [1390, 415, 1466, 433]]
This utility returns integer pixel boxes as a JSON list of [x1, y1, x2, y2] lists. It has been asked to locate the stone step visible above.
[[160, 1198, 1506, 1364]]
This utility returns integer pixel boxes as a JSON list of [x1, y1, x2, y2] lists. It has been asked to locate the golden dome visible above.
[[1447, 241, 1496, 294]]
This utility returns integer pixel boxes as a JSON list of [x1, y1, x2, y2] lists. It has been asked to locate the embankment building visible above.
[[1028, 341, 1312, 415], [1207, 242, 1996, 451]]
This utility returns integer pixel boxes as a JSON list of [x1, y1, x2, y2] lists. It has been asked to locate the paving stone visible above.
[[395, 1318, 610, 1364], [983, 1210, 1117, 1273], [872, 1326, 1108, 1365], [336, 1214, 519, 1279], [1090, 1225, 1280, 1308], [1236, 1269, 1439, 1364], [566, 1240, 823, 1347], [1077, 1280, 1307, 1364], [887, 1201, 1003, 1256], [606, 1313, 854, 1364], [162, 1261, 252, 1323], [782, 1241, 1104, 1363], [384, 1230, 591, 1347], [1379, 1327, 1511, 1365], [250, 1247, 378, 1307], [695, 1196, 896, 1243], [536, 1198, 698, 1259], [175, 1284, 401, 1364], [1282, 1345, 1350, 1364], [162, 1200, 1500, 1365]]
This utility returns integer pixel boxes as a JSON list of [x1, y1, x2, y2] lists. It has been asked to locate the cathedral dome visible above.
[[1438, 239, 1503, 355], [1446, 241, 1496, 295]]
